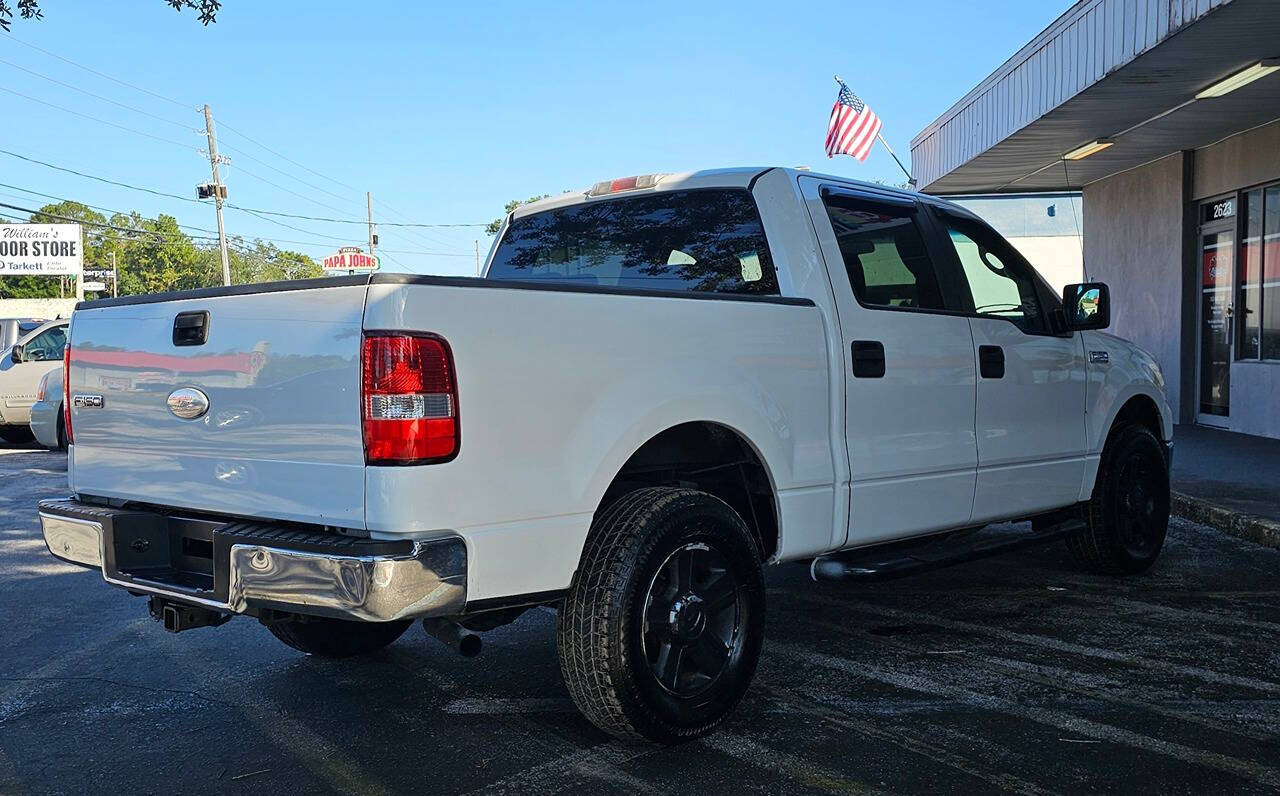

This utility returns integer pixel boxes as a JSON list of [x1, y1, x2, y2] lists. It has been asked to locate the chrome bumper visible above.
[[39, 499, 466, 623]]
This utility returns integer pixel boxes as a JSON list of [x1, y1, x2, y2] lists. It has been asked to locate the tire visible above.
[[0, 426, 33, 444], [56, 412, 67, 451], [1067, 424, 1170, 575], [557, 487, 766, 744], [266, 616, 412, 658]]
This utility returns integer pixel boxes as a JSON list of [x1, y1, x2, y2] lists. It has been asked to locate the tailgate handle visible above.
[[173, 311, 210, 347]]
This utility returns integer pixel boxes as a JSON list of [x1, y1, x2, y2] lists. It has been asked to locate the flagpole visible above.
[[833, 75, 916, 190], [875, 132, 916, 190]]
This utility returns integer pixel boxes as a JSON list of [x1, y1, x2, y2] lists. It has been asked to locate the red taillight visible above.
[[361, 333, 458, 464], [63, 343, 73, 445]]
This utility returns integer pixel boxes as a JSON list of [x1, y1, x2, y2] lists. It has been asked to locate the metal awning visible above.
[[910, 0, 1280, 194]]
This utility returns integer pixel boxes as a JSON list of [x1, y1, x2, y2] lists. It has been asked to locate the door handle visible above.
[[173, 311, 210, 347], [851, 340, 885, 378], [978, 345, 1004, 379]]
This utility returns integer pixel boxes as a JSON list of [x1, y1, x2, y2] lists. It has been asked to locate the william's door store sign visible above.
[[0, 224, 84, 276]]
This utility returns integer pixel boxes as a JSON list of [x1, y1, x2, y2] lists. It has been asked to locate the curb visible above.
[[1171, 491, 1280, 551]]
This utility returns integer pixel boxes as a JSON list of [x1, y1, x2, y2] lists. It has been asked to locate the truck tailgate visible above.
[[67, 283, 368, 529]]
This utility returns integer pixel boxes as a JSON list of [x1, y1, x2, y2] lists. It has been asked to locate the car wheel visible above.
[[56, 411, 67, 450], [557, 487, 765, 743], [265, 615, 412, 658], [1067, 424, 1170, 575]]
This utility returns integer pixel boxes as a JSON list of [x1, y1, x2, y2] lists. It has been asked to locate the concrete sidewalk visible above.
[[1170, 424, 1280, 549]]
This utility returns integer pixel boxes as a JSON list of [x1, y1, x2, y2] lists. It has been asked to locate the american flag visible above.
[[825, 81, 882, 162]]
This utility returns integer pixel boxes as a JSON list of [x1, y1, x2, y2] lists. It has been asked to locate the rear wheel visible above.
[[55, 412, 67, 450], [265, 615, 412, 658], [1067, 424, 1170, 575], [557, 487, 765, 743]]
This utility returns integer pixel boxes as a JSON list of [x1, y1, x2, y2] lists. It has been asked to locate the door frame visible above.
[[1194, 193, 1238, 429]]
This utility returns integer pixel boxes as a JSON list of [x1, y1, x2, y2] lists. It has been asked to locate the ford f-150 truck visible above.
[[39, 168, 1172, 743]]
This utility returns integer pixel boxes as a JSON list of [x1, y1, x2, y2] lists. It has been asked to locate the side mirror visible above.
[[1062, 282, 1110, 331], [10, 345, 23, 364]]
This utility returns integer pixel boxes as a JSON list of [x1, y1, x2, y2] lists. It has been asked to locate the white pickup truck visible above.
[[40, 168, 1172, 743]]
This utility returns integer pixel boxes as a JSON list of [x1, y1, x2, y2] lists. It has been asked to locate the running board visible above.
[[810, 520, 1085, 582]]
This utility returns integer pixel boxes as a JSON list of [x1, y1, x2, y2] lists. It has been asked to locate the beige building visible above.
[[911, 0, 1280, 440]]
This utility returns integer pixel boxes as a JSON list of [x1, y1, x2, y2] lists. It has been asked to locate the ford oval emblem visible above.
[[167, 387, 210, 420]]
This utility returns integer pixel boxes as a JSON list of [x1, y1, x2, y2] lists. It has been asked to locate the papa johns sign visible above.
[[322, 251, 380, 272]]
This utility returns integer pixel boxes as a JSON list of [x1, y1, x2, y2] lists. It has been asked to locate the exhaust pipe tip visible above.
[[422, 618, 482, 658]]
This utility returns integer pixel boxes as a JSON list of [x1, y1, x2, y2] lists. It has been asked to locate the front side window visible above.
[[1239, 185, 1280, 361], [821, 195, 946, 310], [943, 215, 1047, 334], [23, 326, 66, 362], [487, 189, 779, 295]]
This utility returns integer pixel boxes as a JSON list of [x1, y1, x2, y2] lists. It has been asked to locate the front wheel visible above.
[[1067, 424, 1170, 575], [557, 487, 765, 744]]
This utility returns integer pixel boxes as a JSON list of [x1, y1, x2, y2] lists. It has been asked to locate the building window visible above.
[[1239, 185, 1280, 361]]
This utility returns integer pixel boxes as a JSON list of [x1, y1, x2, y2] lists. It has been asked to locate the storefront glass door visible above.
[[1198, 225, 1234, 423]]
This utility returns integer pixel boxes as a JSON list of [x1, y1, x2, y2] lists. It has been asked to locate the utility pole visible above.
[[203, 104, 232, 286], [475, 240, 481, 274], [109, 251, 118, 298], [366, 192, 375, 262]]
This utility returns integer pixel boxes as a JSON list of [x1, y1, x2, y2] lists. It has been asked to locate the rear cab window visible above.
[[487, 189, 780, 296], [820, 192, 950, 311]]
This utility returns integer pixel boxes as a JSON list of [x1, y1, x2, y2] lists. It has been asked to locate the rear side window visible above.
[[487, 189, 780, 295], [821, 195, 947, 311]]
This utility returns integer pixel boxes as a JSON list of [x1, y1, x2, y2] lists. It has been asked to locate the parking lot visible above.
[[2, 445, 1278, 795]]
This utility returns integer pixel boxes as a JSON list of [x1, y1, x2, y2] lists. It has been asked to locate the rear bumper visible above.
[[39, 498, 466, 622]]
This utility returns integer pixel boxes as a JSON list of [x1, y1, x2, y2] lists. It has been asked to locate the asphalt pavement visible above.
[[2, 444, 1279, 795]]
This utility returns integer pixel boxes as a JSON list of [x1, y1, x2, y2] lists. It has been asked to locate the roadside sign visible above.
[[83, 281, 108, 292], [322, 249, 380, 272], [0, 224, 84, 276]]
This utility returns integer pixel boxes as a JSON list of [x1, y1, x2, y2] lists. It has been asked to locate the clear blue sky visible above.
[[0, 0, 1065, 276]]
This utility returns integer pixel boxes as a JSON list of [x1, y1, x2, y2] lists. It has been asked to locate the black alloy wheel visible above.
[[1114, 445, 1166, 559], [641, 541, 745, 697], [1067, 423, 1170, 575], [557, 486, 766, 743]]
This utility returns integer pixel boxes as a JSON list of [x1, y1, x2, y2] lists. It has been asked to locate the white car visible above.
[[39, 168, 1171, 743], [0, 319, 67, 444]]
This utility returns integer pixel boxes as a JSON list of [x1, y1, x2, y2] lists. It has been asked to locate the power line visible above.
[[217, 119, 361, 194], [231, 162, 359, 217], [2, 35, 195, 110], [0, 200, 214, 244], [0, 181, 472, 259], [0, 85, 197, 150], [0, 147, 197, 202], [236, 207, 351, 243], [0, 148, 486, 227], [0, 56, 197, 131], [0, 41, 488, 240], [220, 141, 362, 209]]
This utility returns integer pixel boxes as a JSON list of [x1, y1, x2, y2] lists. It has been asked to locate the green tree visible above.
[[110, 212, 211, 295], [214, 238, 322, 284], [486, 195, 551, 236], [0, 0, 219, 30]]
